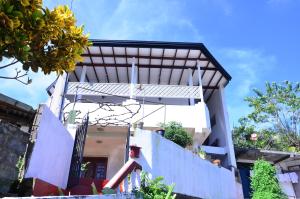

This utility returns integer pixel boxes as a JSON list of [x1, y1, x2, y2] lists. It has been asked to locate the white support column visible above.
[[193, 61, 211, 151], [130, 57, 136, 99], [188, 68, 195, 105], [77, 65, 87, 101], [46, 73, 67, 118], [219, 85, 237, 169], [196, 60, 204, 101], [80, 66, 87, 82]]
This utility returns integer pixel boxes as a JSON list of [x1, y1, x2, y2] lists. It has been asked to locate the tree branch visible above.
[[0, 68, 32, 85], [0, 60, 19, 69]]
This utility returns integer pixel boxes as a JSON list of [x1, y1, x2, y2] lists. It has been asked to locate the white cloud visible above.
[[219, 48, 277, 126], [93, 0, 203, 41], [223, 49, 276, 97]]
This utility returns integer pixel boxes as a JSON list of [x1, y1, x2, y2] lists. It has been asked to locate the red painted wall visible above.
[[33, 178, 109, 196]]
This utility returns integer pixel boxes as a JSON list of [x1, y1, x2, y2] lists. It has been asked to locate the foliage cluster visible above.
[[251, 160, 287, 199], [135, 172, 176, 199], [0, 0, 89, 74], [233, 81, 300, 152], [162, 121, 193, 148]]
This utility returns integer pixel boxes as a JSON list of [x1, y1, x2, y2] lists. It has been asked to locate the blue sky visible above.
[[0, 0, 299, 126]]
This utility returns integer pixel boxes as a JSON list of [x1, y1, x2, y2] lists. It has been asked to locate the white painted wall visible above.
[[207, 87, 236, 169], [25, 105, 76, 189], [64, 101, 211, 144], [130, 130, 237, 199]]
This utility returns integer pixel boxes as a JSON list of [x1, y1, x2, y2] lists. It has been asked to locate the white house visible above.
[[26, 40, 238, 198]]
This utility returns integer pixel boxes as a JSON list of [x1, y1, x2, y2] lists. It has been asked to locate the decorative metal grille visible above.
[[67, 114, 89, 188]]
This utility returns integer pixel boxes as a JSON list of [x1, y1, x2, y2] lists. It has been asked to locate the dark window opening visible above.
[[210, 115, 216, 127], [81, 157, 108, 180]]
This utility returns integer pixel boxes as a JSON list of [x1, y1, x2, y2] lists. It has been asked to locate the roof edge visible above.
[[89, 39, 232, 82]]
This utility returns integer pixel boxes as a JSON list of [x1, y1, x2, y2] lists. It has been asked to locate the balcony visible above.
[[65, 82, 211, 144]]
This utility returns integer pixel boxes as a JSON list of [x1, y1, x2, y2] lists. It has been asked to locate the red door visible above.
[[82, 157, 108, 180]]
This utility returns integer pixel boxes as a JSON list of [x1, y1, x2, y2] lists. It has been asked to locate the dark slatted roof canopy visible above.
[[69, 40, 232, 102]]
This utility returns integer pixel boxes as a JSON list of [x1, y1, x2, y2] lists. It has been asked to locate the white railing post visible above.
[[196, 60, 204, 101], [77, 65, 87, 102], [130, 57, 136, 99], [188, 68, 195, 105], [131, 171, 137, 190], [136, 169, 141, 189], [124, 176, 129, 193]]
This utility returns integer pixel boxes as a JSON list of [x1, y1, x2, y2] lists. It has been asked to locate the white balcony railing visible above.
[[67, 82, 202, 99]]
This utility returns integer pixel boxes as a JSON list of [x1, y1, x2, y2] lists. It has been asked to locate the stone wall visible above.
[[0, 121, 30, 193]]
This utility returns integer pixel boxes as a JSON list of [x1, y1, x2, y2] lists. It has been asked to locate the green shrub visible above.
[[135, 172, 176, 199], [162, 121, 193, 148], [251, 160, 287, 199]]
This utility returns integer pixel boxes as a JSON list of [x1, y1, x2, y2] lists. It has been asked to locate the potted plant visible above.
[[161, 121, 193, 148], [198, 148, 206, 159], [212, 159, 221, 167]]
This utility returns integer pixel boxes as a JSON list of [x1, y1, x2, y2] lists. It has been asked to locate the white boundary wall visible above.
[[130, 130, 237, 199]]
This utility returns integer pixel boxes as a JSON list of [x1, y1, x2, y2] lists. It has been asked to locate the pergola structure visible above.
[[67, 40, 231, 103]]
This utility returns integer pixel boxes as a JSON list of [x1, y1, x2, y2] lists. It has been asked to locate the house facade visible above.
[[26, 40, 239, 198]]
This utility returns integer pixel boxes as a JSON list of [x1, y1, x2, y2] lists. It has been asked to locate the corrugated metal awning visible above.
[[69, 40, 232, 102]]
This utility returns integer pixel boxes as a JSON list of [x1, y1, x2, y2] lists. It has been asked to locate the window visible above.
[[81, 157, 108, 179]]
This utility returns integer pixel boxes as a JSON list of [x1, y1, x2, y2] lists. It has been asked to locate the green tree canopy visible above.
[[233, 81, 300, 152], [162, 121, 193, 148], [0, 0, 89, 83]]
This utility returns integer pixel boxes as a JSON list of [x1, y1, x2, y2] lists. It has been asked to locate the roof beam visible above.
[[138, 48, 140, 84], [158, 49, 164, 84], [82, 54, 208, 61], [201, 61, 210, 79], [168, 49, 178, 85], [125, 47, 129, 83], [78, 62, 219, 71], [206, 75, 223, 102], [203, 70, 217, 96], [178, 49, 190, 85], [148, 48, 152, 84], [112, 47, 119, 83], [192, 52, 202, 78], [87, 48, 100, 82], [99, 47, 109, 83], [87, 40, 232, 81], [82, 66, 90, 82], [73, 71, 79, 81]]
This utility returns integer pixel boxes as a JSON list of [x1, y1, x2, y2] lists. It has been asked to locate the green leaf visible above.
[[12, 11, 23, 18], [91, 182, 99, 195], [6, 5, 14, 13], [32, 10, 43, 20], [23, 45, 31, 52], [20, 0, 30, 6]]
